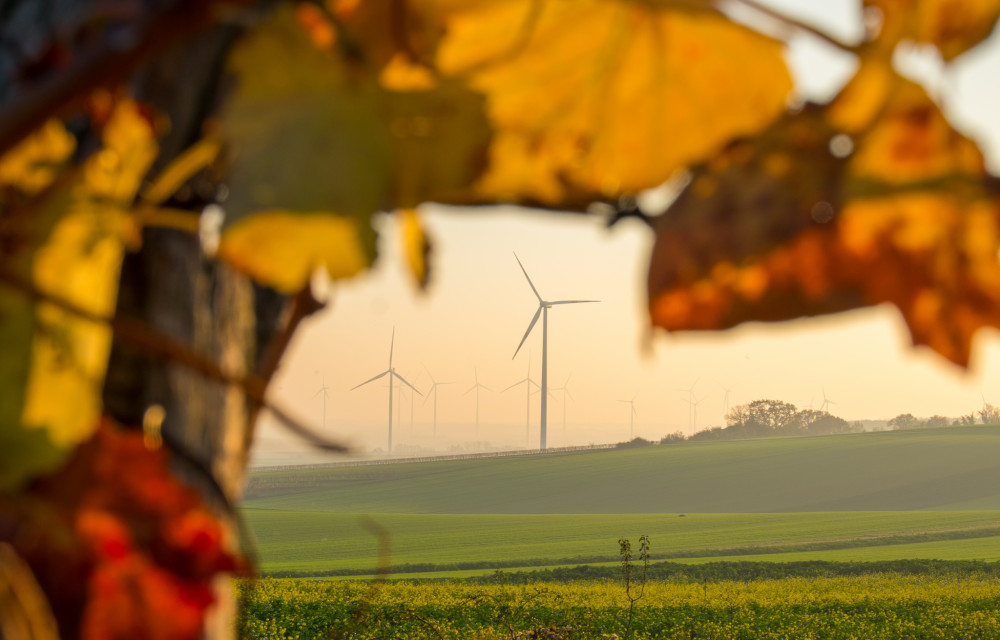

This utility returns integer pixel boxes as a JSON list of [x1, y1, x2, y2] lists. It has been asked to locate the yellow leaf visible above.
[[399, 208, 431, 289], [436, 0, 791, 204], [0, 119, 75, 195], [0, 99, 157, 489], [866, 0, 1000, 60], [217, 211, 370, 293]]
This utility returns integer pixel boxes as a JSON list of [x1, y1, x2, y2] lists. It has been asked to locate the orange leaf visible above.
[[436, 0, 792, 205], [649, 79, 1000, 368]]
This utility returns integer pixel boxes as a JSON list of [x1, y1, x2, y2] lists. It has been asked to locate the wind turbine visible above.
[[312, 375, 330, 429], [618, 396, 637, 438], [551, 374, 573, 432], [463, 366, 492, 438], [350, 328, 421, 454], [683, 395, 705, 431], [503, 357, 540, 447], [677, 378, 700, 431], [424, 365, 453, 438], [820, 386, 837, 413], [717, 381, 735, 416], [511, 253, 598, 450]]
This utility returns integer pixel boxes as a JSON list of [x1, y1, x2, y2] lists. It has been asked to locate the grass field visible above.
[[241, 426, 1000, 577], [244, 426, 1000, 513]]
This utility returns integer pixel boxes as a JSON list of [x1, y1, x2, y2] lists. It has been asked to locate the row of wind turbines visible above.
[[345, 253, 597, 454]]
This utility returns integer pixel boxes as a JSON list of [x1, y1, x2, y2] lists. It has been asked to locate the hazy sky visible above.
[[253, 1, 1000, 460]]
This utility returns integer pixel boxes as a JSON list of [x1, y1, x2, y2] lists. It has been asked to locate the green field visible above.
[[241, 426, 1000, 577]]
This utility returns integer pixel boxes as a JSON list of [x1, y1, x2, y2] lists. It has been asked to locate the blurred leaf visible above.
[[218, 5, 489, 292], [9, 420, 240, 639], [0, 100, 156, 489], [218, 211, 371, 293], [649, 81, 1000, 368], [399, 208, 431, 289], [435, 0, 792, 205], [866, 0, 1000, 60]]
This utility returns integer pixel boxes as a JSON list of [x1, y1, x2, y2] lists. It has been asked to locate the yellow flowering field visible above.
[[237, 575, 1000, 639]]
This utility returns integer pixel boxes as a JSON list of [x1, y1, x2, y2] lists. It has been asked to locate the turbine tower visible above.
[[503, 357, 540, 447], [718, 381, 734, 416], [351, 328, 421, 454], [683, 395, 705, 431], [463, 366, 492, 437], [424, 365, 453, 438], [677, 378, 699, 432], [512, 253, 598, 450], [551, 374, 573, 432], [618, 396, 637, 438], [312, 375, 330, 429]]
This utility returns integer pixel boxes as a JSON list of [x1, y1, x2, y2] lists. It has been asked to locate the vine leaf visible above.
[[648, 78, 1000, 367], [217, 5, 489, 293], [0, 100, 157, 490], [434, 0, 792, 205], [9, 420, 241, 639], [866, 0, 1000, 60]]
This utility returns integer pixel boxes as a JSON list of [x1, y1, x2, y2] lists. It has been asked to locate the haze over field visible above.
[[251, 1, 1000, 461]]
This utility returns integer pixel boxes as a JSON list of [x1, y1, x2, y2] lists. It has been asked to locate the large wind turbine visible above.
[[512, 253, 598, 450], [503, 357, 540, 447], [351, 329, 421, 454], [463, 366, 491, 437], [683, 395, 705, 432], [424, 365, 453, 438]]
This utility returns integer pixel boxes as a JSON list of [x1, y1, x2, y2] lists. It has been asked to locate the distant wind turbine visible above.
[[463, 366, 492, 437], [424, 365, 453, 438], [677, 378, 700, 431], [511, 253, 598, 450], [683, 395, 705, 431], [503, 357, 540, 447], [717, 381, 735, 416], [820, 386, 837, 413], [351, 328, 421, 454], [312, 375, 330, 429], [551, 374, 573, 432], [618, 396, 637, 438]]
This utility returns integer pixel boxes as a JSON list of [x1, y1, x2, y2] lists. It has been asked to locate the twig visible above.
[[729, 0, 861, 53], [0, 264, 348, 453]]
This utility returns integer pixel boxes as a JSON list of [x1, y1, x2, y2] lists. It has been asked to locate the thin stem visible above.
[[729, 0, 861, 53]]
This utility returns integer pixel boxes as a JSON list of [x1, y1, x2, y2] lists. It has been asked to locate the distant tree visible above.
[[957, 413, 978, 426], [659, 432, 687, 444], [979, 403, 1000, 425], [888, 414, 920, 430], [616, 437, 654, 449], [923, 415, 949, 429], [745, 399, 797, 431]]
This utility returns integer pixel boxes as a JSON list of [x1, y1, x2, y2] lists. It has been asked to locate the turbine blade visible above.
[[389, 327, 395, 367], [503, 379, 527, 393], [565, 389, 574, 401], [513, 307, 542, 359], [351, 369, 389, 390], [514, 252, 542, 303], [463, 385, 476, 396], [480, 384, 493, 392], [423, 363, 435, 384], [548, 299, 600, 305], [394, 371, 422, 396]]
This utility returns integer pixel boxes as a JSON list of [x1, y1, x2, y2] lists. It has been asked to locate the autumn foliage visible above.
[[0, 0, 999, 637]]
